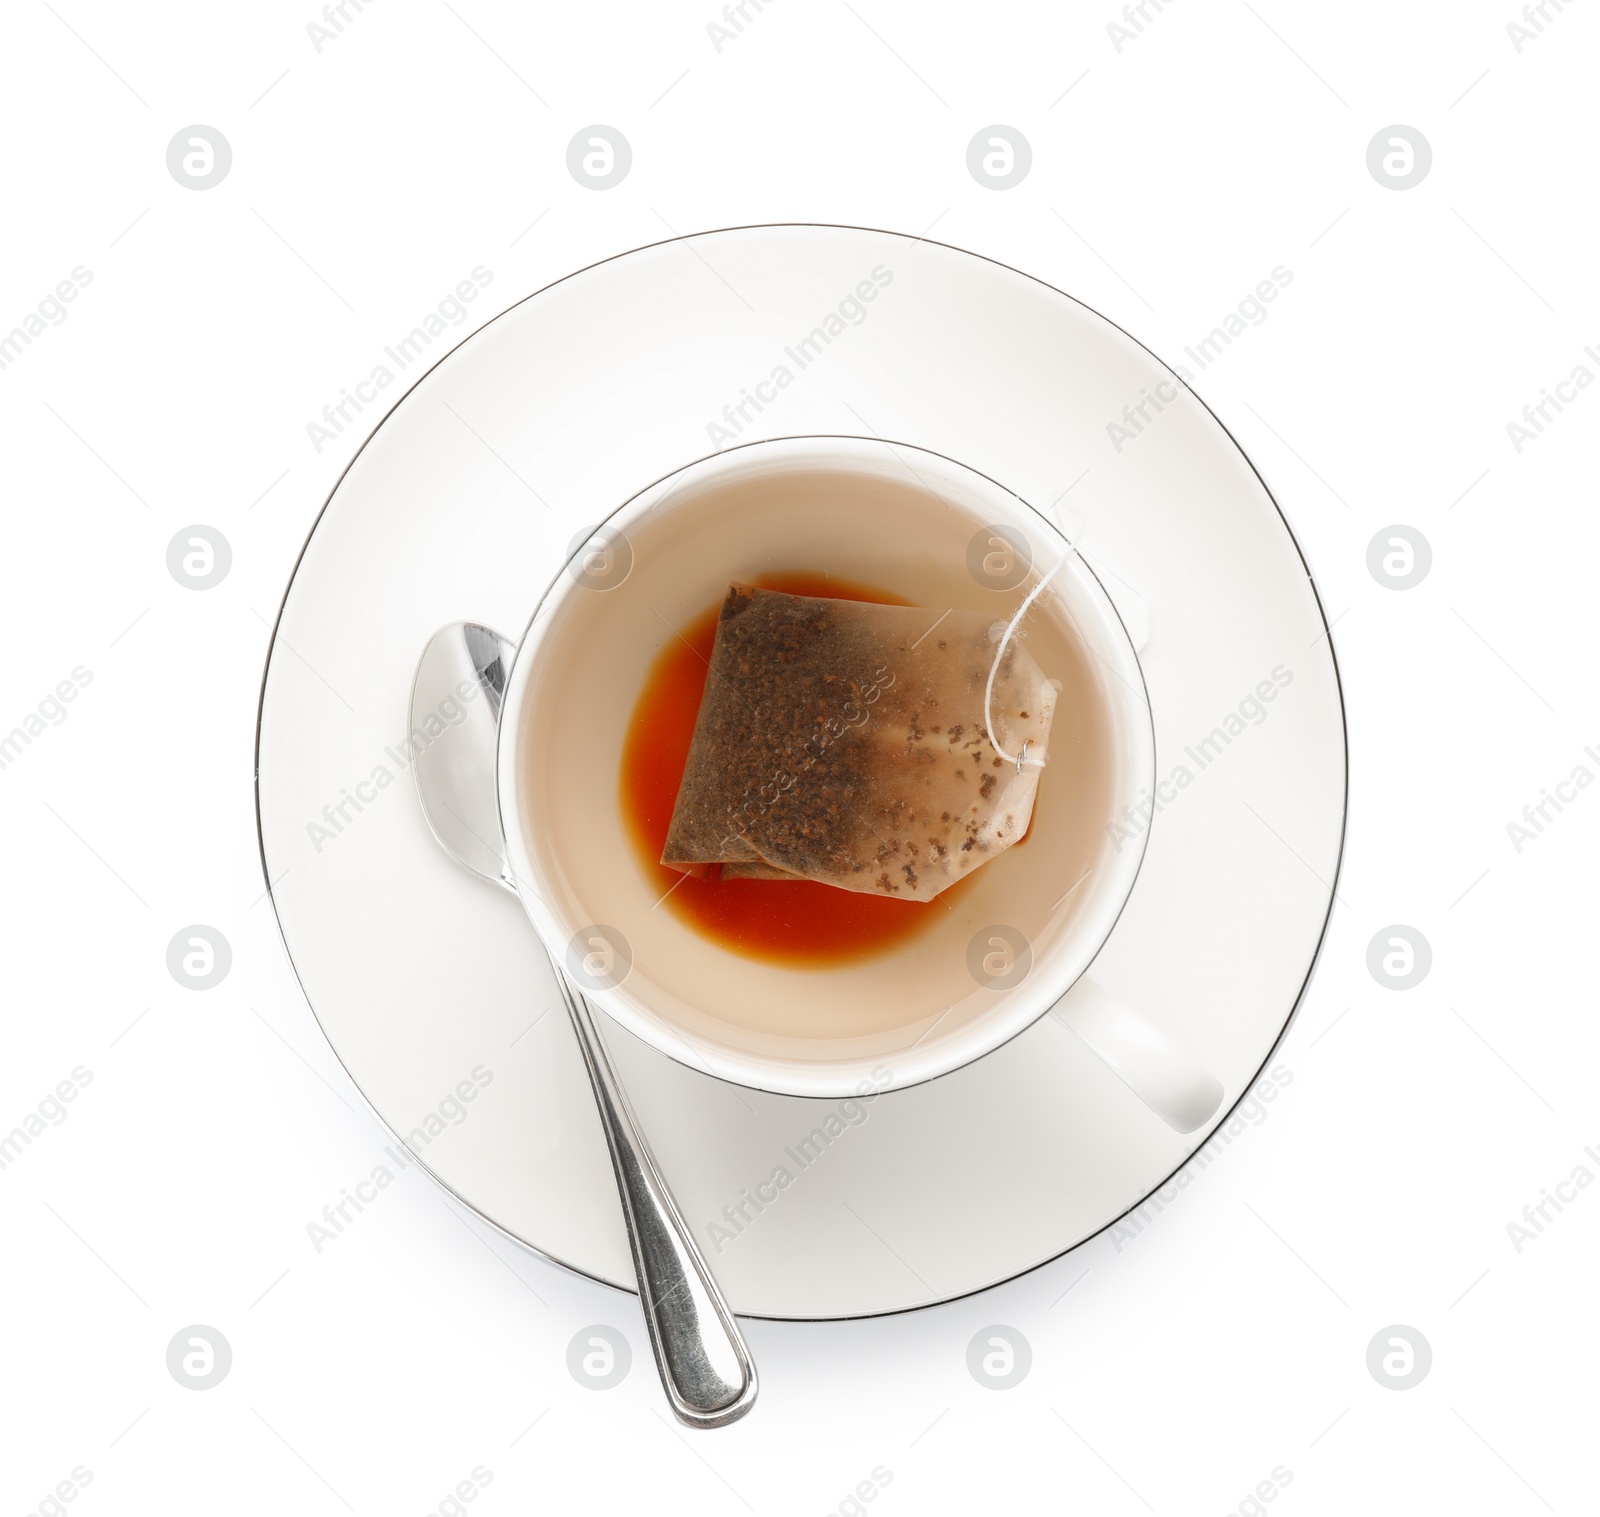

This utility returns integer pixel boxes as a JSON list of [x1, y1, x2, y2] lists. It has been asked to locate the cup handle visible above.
[[1057, 978, 1225, 1134]]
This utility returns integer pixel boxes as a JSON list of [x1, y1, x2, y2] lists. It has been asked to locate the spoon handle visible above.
[[554, 966, 758, 1428]]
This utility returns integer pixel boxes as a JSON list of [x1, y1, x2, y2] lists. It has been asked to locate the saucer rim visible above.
[[253, 222, 1349, 1320]]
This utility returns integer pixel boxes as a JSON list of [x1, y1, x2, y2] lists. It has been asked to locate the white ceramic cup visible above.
[[498, 436, 1192, 1106]]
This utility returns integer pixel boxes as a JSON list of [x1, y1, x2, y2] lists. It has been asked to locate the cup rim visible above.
[[496, 433, 1156, 1097]]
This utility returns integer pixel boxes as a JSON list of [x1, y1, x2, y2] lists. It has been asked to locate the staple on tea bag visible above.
[[661, 584, 1059, 901]]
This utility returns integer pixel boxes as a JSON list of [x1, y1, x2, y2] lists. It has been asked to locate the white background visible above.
[[2, 1, 1597, 1513]]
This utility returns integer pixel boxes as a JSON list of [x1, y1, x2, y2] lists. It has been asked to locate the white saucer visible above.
[[255, 225, 1346, 1320]]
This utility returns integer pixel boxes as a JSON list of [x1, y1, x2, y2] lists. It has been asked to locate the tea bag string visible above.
[[984, 561, 1062, 772]]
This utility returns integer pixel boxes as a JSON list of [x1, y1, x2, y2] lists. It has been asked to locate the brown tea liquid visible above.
[[619, 572, 975, 967]]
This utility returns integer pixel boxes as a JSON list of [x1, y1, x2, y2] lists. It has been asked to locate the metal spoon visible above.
[[411, 621, 757, 1429]]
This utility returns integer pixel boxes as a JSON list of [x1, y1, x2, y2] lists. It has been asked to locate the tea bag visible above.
[[661, 584, 1059, 901]]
